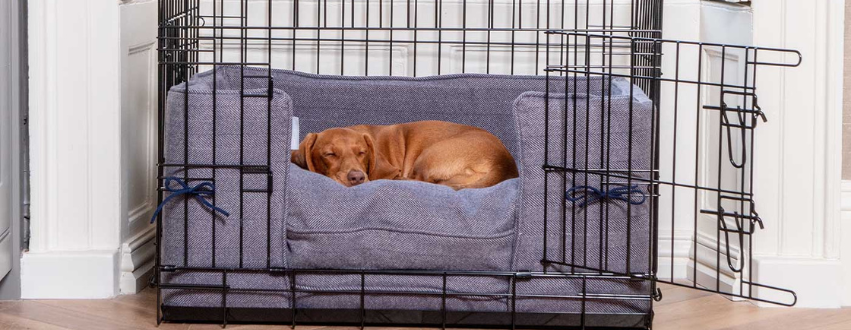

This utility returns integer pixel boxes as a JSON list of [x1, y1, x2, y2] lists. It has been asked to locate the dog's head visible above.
[[291, 128, 378, 187]]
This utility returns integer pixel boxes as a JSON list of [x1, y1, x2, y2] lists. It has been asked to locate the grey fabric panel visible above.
[[161, 80, 292, 269], [514, 276, 650, 314], [193, 66, 621, 158], [293, 273, 509, 312], [161, 271, 509, 311], [511, 90, 654, 275], [161, 270, 648, 314], [287, 164, 518, 271], [162, 271, 291, 309], [160, 68, 653, 317]]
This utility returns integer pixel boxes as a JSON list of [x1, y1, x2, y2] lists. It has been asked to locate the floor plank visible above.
[[0, 285, 847, 329]]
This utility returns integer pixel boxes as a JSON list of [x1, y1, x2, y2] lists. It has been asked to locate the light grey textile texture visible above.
[[509, 89, 654, 314], [162, 77, 292, 270], [160, 66, 652, 316], [511, 89, 654, 276], [287, 164, 519, 271], [202, 66, 622, 157]]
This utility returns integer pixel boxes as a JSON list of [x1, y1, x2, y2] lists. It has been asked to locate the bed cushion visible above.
[[161, 82, 293, 269], [286, 165, 519, 271], [207, 66, 621, 158], [511, 88, 654, 275]]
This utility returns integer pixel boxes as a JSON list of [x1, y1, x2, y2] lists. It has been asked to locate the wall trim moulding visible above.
[[840, 180, 851, 306], [21, 250, 119, 299], [119, 227, 155, 294]]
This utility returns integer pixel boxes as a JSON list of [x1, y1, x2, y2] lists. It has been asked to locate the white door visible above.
[[689, 3, 754, 300], [0, 0, 17, 282]]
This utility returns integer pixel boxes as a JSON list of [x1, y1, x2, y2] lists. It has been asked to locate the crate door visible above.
[[541, 32, 800, 306]]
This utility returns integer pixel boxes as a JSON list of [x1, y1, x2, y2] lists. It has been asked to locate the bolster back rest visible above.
[[211, 66, 621, 157], [160, 72, 293, 269], [511, 81, 654, 275]]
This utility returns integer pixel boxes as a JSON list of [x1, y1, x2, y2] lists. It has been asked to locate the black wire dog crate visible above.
[[155, 0, 802, 328]]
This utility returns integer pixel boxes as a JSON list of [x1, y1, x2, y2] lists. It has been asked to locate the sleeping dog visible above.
[[291, 120, 519, 190]]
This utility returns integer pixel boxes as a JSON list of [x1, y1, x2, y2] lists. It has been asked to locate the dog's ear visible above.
[[363, 133, 401, 180], [363, 133, 378, 176], [291, 133, 318, 171]]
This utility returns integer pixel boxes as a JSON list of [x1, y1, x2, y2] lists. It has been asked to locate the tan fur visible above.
[[290, 120, 519, 189]]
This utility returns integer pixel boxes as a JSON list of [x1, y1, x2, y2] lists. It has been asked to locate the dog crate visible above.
[[155, 0, 802, 328]]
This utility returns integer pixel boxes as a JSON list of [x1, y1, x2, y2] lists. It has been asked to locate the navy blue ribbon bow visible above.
[[150, 177, 230, 224], [566, 185, 646, 207]]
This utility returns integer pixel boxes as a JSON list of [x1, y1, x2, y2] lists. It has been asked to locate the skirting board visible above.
[[655, 231, 692, 281], [21, 250, 119, 299], [842, 180, 851, 306], [119, 227, 156, 294], [752, 256, 842, 308]]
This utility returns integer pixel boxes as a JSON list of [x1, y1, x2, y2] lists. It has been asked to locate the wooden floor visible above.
[[0, 284, 849, 330]]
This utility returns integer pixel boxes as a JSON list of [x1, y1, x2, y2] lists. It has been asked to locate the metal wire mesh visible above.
[[155, 0, 801, 329]]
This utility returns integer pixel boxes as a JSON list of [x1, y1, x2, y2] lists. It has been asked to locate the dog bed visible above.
[[159, 66, 653, 325]]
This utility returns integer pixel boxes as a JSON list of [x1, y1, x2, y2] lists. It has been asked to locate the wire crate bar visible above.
[[155, 0, 801, 329]]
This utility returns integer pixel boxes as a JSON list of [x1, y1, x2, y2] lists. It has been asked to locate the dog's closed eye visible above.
[[324, 152, 336, 157]]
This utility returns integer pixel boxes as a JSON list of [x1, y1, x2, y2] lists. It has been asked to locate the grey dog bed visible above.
[[159, 66, 653, 321]]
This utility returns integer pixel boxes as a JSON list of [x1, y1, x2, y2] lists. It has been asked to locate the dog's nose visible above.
[[347, 170, 366, 186]]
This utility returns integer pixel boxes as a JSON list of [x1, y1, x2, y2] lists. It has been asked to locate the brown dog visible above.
[[291, 120, 519, 190]]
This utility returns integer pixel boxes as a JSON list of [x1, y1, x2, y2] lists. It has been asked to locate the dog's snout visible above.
[[348, 170, 366, 186]]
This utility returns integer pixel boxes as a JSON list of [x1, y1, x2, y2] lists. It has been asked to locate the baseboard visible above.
[[685, 258, 743, 302], [21, 250, 119, 299], [656, 230, 692, 280], [119, 227, 156, 294], [752, 256, 842, 308], [839, 180, 851, 306]]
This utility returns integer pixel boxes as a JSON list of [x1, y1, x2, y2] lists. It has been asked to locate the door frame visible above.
[[0, 0, 27, 300]]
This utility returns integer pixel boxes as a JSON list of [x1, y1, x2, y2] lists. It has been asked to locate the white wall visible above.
[[748, 0, 845, 308], [194, 0, 638, 76]]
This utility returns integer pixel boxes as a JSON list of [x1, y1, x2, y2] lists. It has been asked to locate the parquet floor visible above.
[[0, 284, 849, 330]]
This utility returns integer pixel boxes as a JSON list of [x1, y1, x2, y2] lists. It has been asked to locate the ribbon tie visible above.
[[150, 177, 230, 224], [566, 185, 646, 208]]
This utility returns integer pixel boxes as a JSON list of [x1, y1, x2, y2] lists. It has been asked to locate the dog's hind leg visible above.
[[411, 134, 518, 190]]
